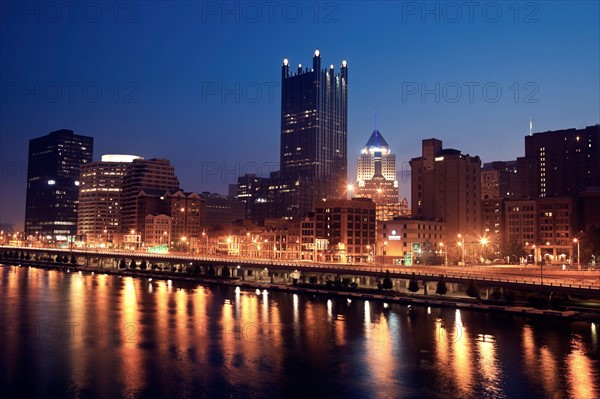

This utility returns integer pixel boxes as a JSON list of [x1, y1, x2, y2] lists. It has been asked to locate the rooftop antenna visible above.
[[374, 112, 379, 144], [529, 116, 533, 136]]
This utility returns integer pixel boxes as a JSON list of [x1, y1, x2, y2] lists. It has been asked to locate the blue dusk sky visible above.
[[1, 1, 599, 228]]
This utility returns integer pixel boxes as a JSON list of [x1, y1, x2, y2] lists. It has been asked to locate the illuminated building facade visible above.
[[121, 158, 179, 235], [25, 129, 93, 240], [235, 173, 269, 223], [258, 50, 349, 220], [77, 154, 141, 244], [377, 218, 446, 265], [234, 50, 348, 221], [410, 138, 481, 240], [517, 125, 599, 198], [144, 214, 172, 247], [280, 49, 348, 196], [356, 127, 398, 204], [315, 198, 376, 263]]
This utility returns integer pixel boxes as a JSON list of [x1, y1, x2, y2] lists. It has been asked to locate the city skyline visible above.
[[1, 1, 599, 228]]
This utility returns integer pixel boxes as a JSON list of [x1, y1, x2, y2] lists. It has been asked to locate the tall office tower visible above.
[[77, 154, 141, 244], [481, 161, 518, 199], [280, 49, 348, 201], [517, 125, 599, 198], [410, 138, 481, 240], [356, 125, 398, 204], [25, 129, 93, 240], [120, 158, 179, 235], [235, 173, 269, 222]]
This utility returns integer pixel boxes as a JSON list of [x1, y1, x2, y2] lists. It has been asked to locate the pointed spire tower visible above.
[[355, 114, 399, 208]]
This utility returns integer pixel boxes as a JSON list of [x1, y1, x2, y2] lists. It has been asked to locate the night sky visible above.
[[1, 1, 598, 229]]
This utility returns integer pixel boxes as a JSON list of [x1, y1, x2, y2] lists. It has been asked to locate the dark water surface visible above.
[[1, 265, 598, 398]]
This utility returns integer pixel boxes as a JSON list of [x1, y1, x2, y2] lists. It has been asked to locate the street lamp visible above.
[[457, 234, 465, 266], [202, 231, 209, 255], [439, 242, 447, 266], [130, 229, 138, 251], [573, 238, 580, 272], [479, 237, 488, 264], [181, 236, 188, 253]]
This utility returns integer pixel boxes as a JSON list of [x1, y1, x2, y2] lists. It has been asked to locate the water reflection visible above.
[[568, 338, 597, 399], [0, 266, 599, 399], [453, 310, 474, 396], [477, 334, 501, 398]]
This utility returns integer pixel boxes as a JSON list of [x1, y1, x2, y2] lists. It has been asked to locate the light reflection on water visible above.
[[0, 265, 598, 399]]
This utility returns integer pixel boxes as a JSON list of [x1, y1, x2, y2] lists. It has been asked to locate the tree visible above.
[[490, 289, 503, 301], [152, 263, 160, 271], [208, 265, 216, 276], [382, 271, 393, 290], [221, 265, 230, 277], [408, 273, 420, 293], [140, 260, 147, 270], [580, 226, 600, 264], [503, 289, 516, 304], [501, 237, 527, 263], [55, 254, 62, 263], [119, 259, 127, 269], [70, 255, 77, 265], [527, 292, 548, 308], [436, 275, 448, 295], [129, 259, 137, 269], [465, 279, 480, 299]]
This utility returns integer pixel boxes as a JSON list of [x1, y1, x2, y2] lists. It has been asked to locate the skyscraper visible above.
[[410, 138, 481, 240], [356, 125, 398, 204], [481, 161, 518, 200], [77, 154, 141, 244], [280, 49, 348, 201], [25, 129, 93, 240], [120, 158, 179, 235], [517, 125, 599, 198], [235, 49, 348, 222]]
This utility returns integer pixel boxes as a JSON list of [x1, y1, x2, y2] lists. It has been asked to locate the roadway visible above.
[[3, 245, 599, 292]]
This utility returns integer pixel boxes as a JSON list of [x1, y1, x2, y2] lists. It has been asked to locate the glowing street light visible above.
[[439, 242, 447, 266], [181, 236, 188, 253], [457, 234, 465, 265], [573, 238, 580, 272], [479, 237, 488, 263]]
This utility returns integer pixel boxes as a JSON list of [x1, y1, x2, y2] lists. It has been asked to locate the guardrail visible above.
[[2, 245, 598, 291]]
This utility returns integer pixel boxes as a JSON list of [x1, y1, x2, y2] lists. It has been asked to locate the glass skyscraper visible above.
[[25, 129, 94, 241], [280, 49, 348, 200], [235, 49, 349, 222]]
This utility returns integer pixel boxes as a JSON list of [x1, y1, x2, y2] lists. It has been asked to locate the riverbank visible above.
[[2, 259, 599, 322]]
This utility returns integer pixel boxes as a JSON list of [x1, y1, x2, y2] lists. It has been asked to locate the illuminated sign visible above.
[[147, 245, 168, 254]]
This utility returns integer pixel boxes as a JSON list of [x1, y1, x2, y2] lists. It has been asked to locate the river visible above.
[[1, 265, 598, 398]]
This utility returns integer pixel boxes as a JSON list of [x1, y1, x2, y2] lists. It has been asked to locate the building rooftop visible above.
[[365, 129, 390, 149]]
